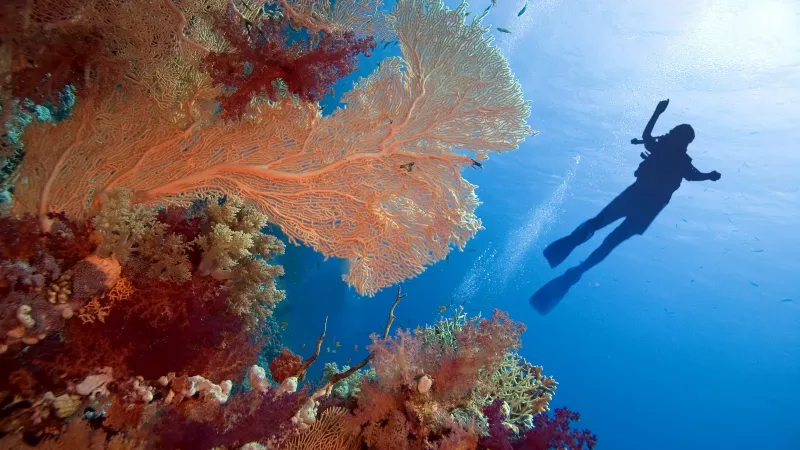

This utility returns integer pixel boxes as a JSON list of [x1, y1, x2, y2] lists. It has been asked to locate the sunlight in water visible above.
[[686, 0, 799, 70]]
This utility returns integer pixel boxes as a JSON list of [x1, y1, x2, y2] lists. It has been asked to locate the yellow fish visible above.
[[438, 305, 447, 313], [335, 341, 341, 347], [354, 344, 359, 351], [279, 322, 288, 329], [301, 343, 306, 349]]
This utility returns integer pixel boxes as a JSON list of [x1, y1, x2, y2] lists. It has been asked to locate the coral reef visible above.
[[1, 285, 595, 450], [0, 0, 594, 448]]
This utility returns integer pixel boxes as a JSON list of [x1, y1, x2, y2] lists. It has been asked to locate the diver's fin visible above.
[[543, 235, 578, 268], [543, 225, 594, 268], [529, 268, 582, 315]]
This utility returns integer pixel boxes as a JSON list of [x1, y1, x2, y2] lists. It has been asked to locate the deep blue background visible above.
[[274, 0, 800, 448]]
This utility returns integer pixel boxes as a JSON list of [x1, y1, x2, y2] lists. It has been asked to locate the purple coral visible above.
[[479, 400, 597, 450]]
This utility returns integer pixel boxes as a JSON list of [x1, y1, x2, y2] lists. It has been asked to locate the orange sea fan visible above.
[[11, 0, 533, 296]]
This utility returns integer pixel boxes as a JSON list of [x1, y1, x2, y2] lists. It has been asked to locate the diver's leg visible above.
[[578, 188, 632, 236], [544, 187, 633, 268], [574, 219, 639, 275]]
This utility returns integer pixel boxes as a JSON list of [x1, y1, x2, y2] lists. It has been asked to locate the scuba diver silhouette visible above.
[[530, 99, 721, 315]]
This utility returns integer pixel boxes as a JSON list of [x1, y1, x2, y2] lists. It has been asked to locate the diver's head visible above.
[[667, 124, 695, 148]]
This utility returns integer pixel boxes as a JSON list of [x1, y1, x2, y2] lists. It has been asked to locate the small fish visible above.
[[465, 248, 478, 252], [483, 4, 492, 13], [279, 321, 288, 329], [470, 158, 483, 169], [465, 11, 472, 16], [399, 162, 415, 172], [326, 347, 331, 353], [335, 341, 341, 347], [497, 27, 512, 33], [749, 281, 759, 287], [491, 0, 497, 6], [316, 262, 321, 270], [301, 343, 306, 349], [752, 249, 764, 253], [346, 358, 352, 363], [383, 41, 392, 49], [354, 344, 359, 351], [780, 298, 792, 303], [517, 2, 527, 16], [475, 4, 492, 22], [438, 305, 447, 313], [329, 87, 334, 97]]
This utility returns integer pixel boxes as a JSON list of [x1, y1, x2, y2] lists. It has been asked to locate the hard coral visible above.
[[71, 254, 121, 300], [479, 352, 557, 430], [204, 3, 375, 119]]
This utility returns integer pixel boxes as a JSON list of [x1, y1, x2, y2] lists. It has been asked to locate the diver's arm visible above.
[[685, 165, 721, 182], [642, 100, 670, 141]]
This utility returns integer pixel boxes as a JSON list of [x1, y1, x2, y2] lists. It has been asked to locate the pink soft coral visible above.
[[352, 310, 527, 446]]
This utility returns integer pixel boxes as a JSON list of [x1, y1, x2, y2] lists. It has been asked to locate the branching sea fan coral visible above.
[[9, 0, 534, 296]]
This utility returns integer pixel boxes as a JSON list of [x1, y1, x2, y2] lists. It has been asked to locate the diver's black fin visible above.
[[529, 268, 582, 315], [543, 235, 578, 268]]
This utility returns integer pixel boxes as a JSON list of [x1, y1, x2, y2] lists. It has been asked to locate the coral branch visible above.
[[315, 286, 404, 398], [296, 316, 327, 381]]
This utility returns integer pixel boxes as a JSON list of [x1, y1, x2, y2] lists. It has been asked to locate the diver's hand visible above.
[[708, 171, 721, 181], [655, 99, 669, 114]]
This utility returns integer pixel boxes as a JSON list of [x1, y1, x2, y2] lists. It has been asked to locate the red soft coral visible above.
[[0, 214, 43, 261], [32, 276, 259, 382], [268, 348, 302, 383], [155, 388, 307, 450], [0, 0, 123, 106], [203, 4, 375, 119]]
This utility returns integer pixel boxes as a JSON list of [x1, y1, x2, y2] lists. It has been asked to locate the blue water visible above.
[[279, 0, 800, 448]]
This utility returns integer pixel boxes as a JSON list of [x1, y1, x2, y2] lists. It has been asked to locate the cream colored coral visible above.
[[52, 394, 83, 418], [480, 352, 557, 429], [194, 195, 286, 327], [16, 305, 35, 328], [92, 189, 191, 282], [47, 270, 73, 304]]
